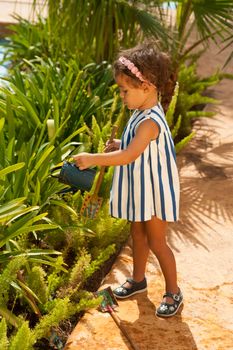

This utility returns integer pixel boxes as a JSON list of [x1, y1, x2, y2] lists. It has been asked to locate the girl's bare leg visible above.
[[145, 216, 179, 303], [124, 221, 149, 288], [132, 221, 150, 282]]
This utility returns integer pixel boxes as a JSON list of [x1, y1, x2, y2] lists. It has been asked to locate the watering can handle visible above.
[[93, 125, 118, 196]]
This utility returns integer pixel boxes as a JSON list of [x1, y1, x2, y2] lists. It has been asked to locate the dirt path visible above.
[[65, 42, 233, 350]]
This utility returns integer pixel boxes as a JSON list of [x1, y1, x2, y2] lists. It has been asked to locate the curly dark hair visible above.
[[113, 42, 175, 111]]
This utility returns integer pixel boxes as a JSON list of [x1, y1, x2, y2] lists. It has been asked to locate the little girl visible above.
[[73, 42, 183, 317]]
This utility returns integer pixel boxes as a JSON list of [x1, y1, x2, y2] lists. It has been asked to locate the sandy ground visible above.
[[65, 41, 233, 350]]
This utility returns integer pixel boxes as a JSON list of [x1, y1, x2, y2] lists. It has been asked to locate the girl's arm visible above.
[[73, 119, 159, 170]]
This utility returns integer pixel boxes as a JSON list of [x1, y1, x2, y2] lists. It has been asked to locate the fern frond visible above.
[[186, 111, 215, 118], [166, 82, 179, 128], [69, 251, 91, 288], [33, 298, 77, 340], [172, 115, 182, 139], [0, 257, 27, 305], [0, 318, 8, 350], [0, 306, 21, 328], [175, 132, 196, 153], [108, 92, 119, 123], [9, 321, 35, 350], [114, 104, 128, 136], [97, 138, 105, 153], [27, 266, 48, 305], [91, 115, 102, 151], [83, 244, 116, 280]]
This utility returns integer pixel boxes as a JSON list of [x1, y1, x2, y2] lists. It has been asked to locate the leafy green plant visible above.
[[221, 32, 233, 67], [0, 319, 8, 350], [161, 0, 233, 64], [27, 266, 48, 305], [8, 1, 167, 63], [8, 321, 35, 350], [0, 150, 128, 349], [0, 162, 61, 261], [0, 320, 35, 350], [1, 66, 117, 345], [0, 290, 101, 349], [175, 63, 221, 138], [3, 15, 50, 64], [163, 62, 227, 151], [157, 0, 233, 108], [0, 56, 117, 141], [3, 0, 232, 144]]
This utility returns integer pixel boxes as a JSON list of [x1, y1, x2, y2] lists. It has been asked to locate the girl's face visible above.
[[116, 74, 151, 110]]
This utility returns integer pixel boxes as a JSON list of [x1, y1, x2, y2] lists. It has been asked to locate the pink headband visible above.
[[119, 56, 149, 83]]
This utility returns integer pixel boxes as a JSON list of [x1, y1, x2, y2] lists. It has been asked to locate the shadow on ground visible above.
[[118, 293, 197, 350], [167, 131, 233, 252]]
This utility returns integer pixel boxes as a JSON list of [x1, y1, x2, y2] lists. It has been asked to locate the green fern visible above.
[[33, 295, 98, 341], [69, 251, 91, 288], [108, 92, 119, 124], [171, 115, 182, 139], [47, 256, 65, 295], [174, 62, 223, 139], [101, 120, 112, 142], [100, 166, 115, 199], [97, 137, 105, 153], [9, 322, 35, 350], [75, 292, 101, 312], [0, 257, 27, 305], [0, 318, 8, 350], [186, 111, 215, 118], [27, 266, 48, 305], [0, 306, 21, 329], [114, 104, 128, 137], [175, 132, 196, 153], [83, 244, 116, 280], [88, 205, 129, 253], [33, 298, 74, 339], [166, 82, 179, 128], [91, 115, 102, 151], [178, 63, 221, 92]]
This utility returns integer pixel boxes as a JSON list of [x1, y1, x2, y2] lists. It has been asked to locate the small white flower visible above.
[[115, 287, 127, 294], [160, 304, 168, 311]]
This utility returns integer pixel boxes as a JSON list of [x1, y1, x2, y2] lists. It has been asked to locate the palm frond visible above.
[[192, 0, 233, 39]]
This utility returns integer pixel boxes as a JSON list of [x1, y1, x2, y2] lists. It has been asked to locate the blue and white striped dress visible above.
[[109, 103, 179, 222]]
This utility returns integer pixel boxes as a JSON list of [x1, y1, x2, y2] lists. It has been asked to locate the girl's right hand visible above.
[[72, 152, 94, 170], [104, 138, 121, 153]]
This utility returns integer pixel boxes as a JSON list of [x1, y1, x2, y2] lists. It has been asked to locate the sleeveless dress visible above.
[[109, 103, 180, 222]]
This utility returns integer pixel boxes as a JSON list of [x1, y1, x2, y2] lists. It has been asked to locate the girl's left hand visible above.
[[104, 138, 121, 153], [72, 153, 94, 170]]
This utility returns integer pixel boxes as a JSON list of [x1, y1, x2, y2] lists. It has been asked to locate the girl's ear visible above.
[[142, 82, 150, 91], [142, 82, 156, 92]]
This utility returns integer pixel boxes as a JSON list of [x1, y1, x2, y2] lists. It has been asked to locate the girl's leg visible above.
[[131, 221, 149, 282], [121, 221, 149, 289], [145, 216, 179, 302]]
